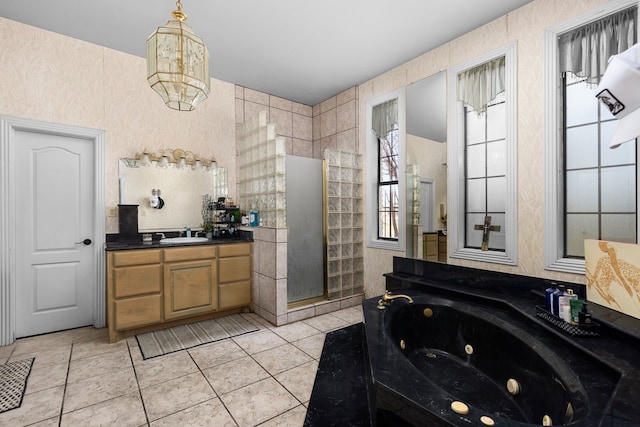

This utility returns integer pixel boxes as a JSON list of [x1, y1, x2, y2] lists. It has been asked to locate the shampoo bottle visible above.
[[570, 299, 585, 325], [545, 282, 558, 312], [558, 289, 577, 322], [552, 284, 567, 317]]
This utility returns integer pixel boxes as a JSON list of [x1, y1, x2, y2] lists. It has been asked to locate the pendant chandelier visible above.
[[146, 0, 210, 111]]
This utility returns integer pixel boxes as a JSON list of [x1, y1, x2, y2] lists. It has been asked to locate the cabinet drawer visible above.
[[112, 249, 162, 267], [219, 256, 251, 283], [164, 246, 217, 262], [114, 265, 162, 298], [218, 243, 251, 258], [114, 294, 162, 330], [219, 281, 251, 309]]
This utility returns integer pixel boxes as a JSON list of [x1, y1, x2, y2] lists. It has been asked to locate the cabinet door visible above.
[[164, 260, 217, 320]]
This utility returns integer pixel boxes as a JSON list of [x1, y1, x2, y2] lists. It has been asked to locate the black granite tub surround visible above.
[[365, 291, 620, 426], [377, 257, 640, 426]]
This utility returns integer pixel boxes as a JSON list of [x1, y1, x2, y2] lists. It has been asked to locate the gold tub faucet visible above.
[[377, 291, 414, 309]]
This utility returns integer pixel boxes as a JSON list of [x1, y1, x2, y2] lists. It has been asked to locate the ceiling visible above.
[[0, 0, 533, 106]]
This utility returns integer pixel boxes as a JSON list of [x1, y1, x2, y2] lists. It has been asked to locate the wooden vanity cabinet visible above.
[[218, 243, 252, 310], [107, 249, 162, 342], [106, 242, 253, 343], [163, 246, 217, 320]]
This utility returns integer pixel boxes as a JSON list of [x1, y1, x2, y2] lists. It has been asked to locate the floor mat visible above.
[[0, 357, 34, 414], [136, 314, 258, 359]]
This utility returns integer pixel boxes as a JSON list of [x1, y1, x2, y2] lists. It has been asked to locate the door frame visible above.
[[420, 178, 435, 233], [0, 116, 106, 346]]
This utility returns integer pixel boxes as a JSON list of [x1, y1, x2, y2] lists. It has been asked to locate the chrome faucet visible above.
[[156, 232, 166, 239], [377, 291, 414, 309]]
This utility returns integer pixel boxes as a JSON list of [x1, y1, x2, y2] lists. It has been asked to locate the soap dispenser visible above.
[[185, 225, 191, 238]]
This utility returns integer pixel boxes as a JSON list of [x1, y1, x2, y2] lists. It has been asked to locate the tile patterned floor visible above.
[[0, 306, 364, 427]]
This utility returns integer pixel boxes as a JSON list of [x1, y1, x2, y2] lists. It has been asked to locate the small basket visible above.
[[535, 306, 600, 337]]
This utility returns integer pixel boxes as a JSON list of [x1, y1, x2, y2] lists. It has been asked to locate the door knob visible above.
[[75, 239, 92, 245]]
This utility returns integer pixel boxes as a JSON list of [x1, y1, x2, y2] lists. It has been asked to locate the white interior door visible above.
[[14, 131, 95, 337]]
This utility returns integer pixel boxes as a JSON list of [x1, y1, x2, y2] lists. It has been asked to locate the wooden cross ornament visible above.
[[474, 216, 500, 251]]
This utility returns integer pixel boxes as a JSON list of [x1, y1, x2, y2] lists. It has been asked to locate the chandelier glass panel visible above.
[[146, 0, 210, 111]]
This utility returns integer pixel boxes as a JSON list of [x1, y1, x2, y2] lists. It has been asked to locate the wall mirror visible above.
[[405, 71, 448, 260], [118, 158, 228, 232]]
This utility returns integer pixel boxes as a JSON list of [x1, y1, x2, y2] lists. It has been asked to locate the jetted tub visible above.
[[363, 290, 621, 426]]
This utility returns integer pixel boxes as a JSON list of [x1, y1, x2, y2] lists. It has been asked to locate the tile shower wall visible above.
[[237, 111, 288, 325], [313, 87, 359, 159], [325, 149, 364, 299], [235, 86, 313, 158]]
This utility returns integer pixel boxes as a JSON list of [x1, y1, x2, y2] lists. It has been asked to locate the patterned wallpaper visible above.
[[0, 17, 236, 234]]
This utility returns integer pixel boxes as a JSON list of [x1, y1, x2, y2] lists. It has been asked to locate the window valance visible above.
[[558, 7, 636, 84]]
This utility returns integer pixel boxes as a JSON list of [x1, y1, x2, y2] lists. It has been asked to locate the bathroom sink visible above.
[[160, 237, 208, 244]]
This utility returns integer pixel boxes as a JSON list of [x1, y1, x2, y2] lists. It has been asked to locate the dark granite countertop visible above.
[[385, 257, 640, 426], [104, 230, 253, 251]]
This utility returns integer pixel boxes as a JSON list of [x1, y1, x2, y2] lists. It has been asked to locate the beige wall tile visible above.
[[292, 102, 313, 117], [337, 87, 357, 106], [292, 139, 313, 157], [293, 113, 313, 141], [244, 88, 270, 105], [319, 96, 337, 113], [270, 107, 293, 137], [270, 95, 293, 111], [319, 109, 337, 138], [336, 100, 356, 133]]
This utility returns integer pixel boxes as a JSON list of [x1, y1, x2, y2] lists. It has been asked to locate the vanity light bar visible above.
[[135, 148, 217, 170]]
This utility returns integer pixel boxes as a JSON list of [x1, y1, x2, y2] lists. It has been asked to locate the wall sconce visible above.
[[150, 189, 165, 209], [134, 148, 217, 171], [157, 154, 170, 168], [177, 155, 187, 169]]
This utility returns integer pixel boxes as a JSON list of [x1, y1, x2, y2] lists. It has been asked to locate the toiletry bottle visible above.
[[552, 284, 567, 317], [570, 299, 585, 325], [545, 282, 558, 312], [185, 226, 191, 238], [579, 303, 593, 325], [559, 289, 577, 322]]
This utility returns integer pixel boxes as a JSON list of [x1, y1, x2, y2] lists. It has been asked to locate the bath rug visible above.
[[0, 357, 34, 414], [136, 314, 258, 360]]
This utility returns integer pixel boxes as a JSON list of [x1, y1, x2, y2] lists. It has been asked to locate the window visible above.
[[545, 1, 638, 273], [564, 72, 637, 257], [366, 89, 406, 251], [377, 122, 399, 240], [465, 92, 507, 251], [448, 43, 517, 265]]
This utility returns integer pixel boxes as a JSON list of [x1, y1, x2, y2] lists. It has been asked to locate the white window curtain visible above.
[[558, 7, 636, 84], [457, 56, 505, 114], [372, 98, 398, 137]]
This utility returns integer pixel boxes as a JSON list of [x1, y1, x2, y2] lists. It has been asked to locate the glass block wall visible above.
[[406, 164, 421, 258], [237, 111, 287, 228], [211, 167, 228, 201], [325, 149, 364, 299]]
